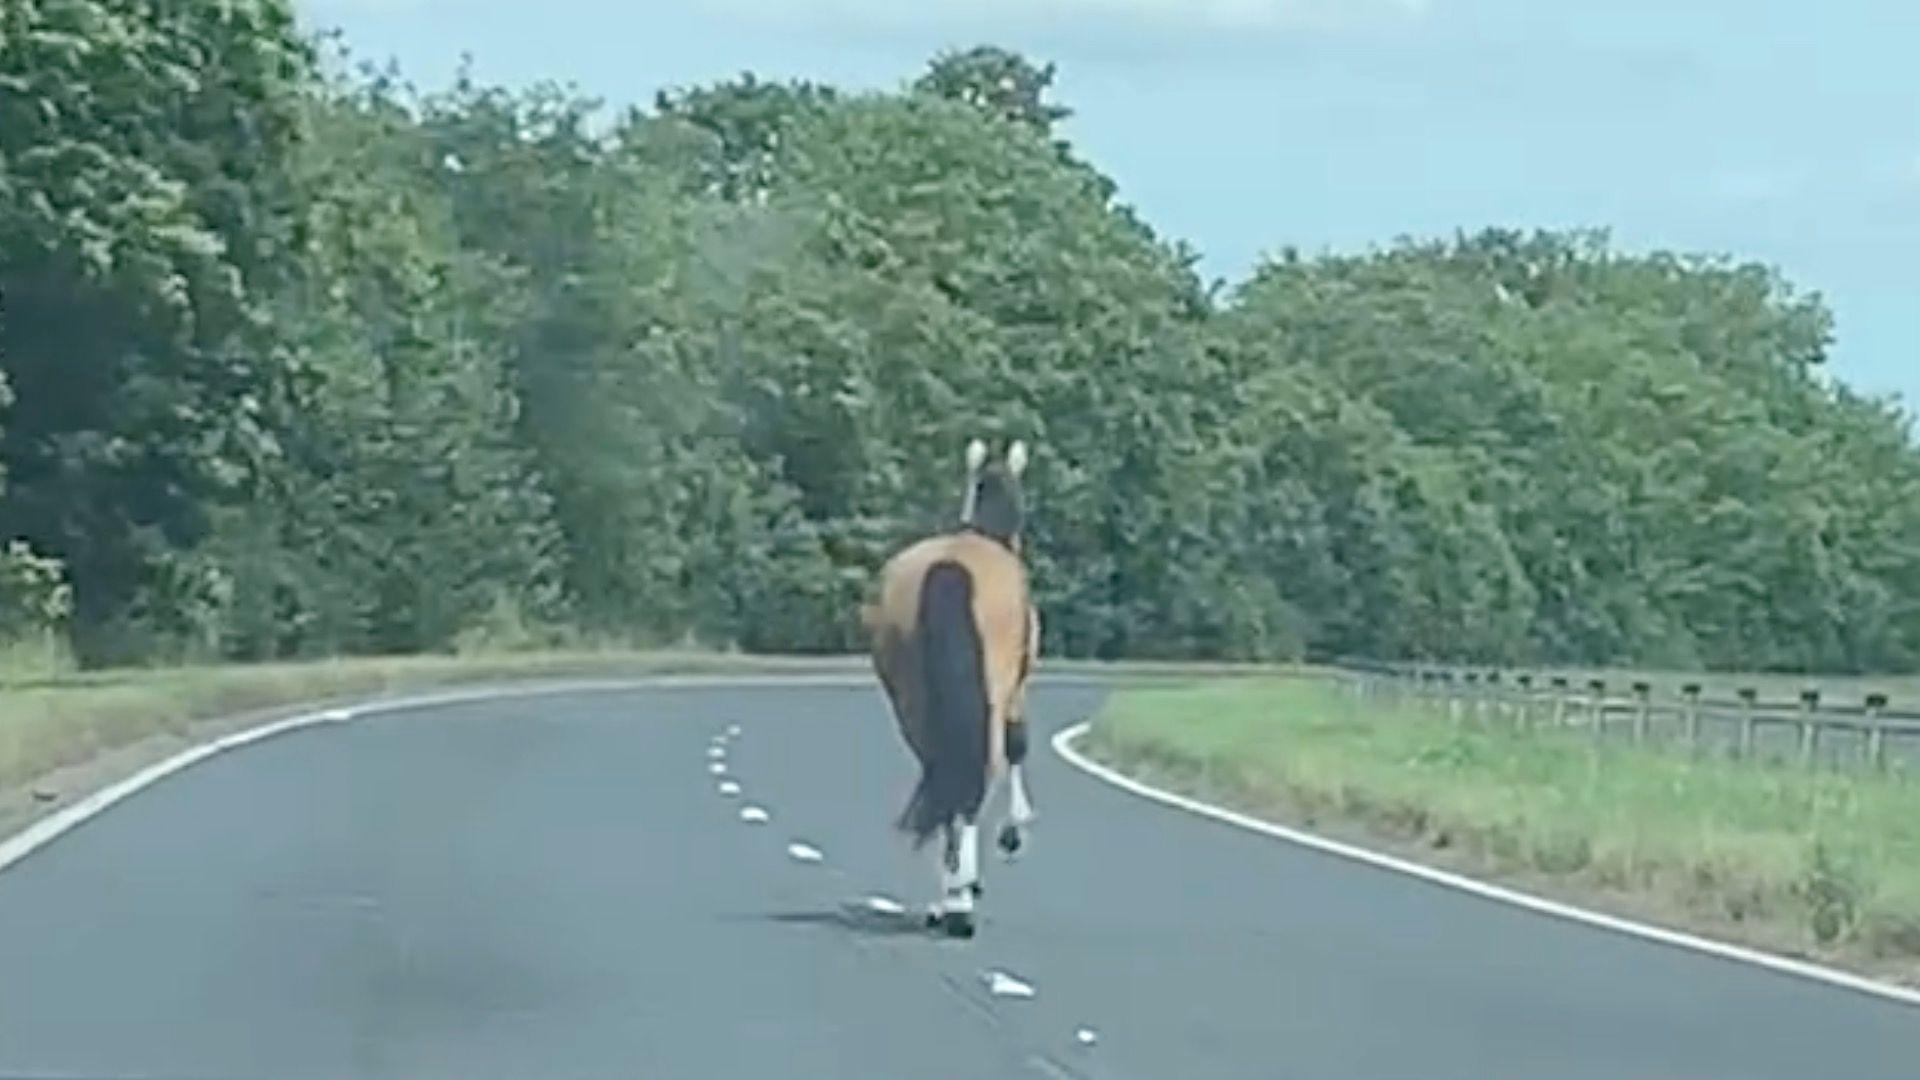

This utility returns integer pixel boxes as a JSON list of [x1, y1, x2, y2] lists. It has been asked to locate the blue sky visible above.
[[301, 0, 1917, 406]]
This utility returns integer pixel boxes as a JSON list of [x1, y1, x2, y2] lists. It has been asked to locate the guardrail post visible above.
[[1463, 670, 1481, 723], [1515, 674, 1535, 727], [1798, 688, 1820, 768], [1550, 676, 1570, 726], [1442, 671, 1460, 724], [1864, 693, 1889, 771], [1680, 683, 1702, 749], [1631, 681, 1652, 744], [1736, 687, 1758, 758], [1486, 671, 1505, 723], [1587, 678, 1607, 740]]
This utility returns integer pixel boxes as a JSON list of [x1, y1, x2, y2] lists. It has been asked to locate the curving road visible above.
[[0, 679, 1914, 1079]]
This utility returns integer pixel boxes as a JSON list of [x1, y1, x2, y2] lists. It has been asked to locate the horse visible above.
[[864, 438, 1040, 938]]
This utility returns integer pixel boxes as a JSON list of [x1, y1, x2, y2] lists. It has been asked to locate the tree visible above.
[[6, 19, 1917, 673], [914, 46, 1071, 134], [0, 0, 315, 660]]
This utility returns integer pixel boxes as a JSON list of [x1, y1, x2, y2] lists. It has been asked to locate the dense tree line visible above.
[[3, 3, 1916, 672]]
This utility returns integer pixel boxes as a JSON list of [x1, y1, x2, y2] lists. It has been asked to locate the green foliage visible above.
[[1217, 230, 1920, 669], [1, 17, 1915, 673], [0, 539, 71, 632], [0, 0, 315, 660], [914, 45, 1072, 133]]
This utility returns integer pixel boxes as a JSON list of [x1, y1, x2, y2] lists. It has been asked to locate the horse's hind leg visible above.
[[929, 818, 981, 938], [996, 720, 1034, 858]]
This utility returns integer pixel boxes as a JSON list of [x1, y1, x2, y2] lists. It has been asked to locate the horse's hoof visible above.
[[996, 824, 1023, 856], [941, 911, 976, 939]]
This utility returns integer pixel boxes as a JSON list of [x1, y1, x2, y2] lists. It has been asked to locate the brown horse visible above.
[[864, 438, 1038, 938]]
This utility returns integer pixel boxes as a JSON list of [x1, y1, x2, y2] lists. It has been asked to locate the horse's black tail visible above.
[[898, 560, 990, 848]]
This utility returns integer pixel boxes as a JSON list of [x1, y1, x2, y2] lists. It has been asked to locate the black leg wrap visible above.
[[1006, 722, 1029, 765]]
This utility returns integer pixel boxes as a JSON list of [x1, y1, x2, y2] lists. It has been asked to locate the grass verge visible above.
[[1084, 677, 1920, 987]]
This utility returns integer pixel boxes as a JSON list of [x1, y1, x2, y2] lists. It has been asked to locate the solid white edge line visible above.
[[1050, 719, 1920, 1011], [0, 673, 875, 877]]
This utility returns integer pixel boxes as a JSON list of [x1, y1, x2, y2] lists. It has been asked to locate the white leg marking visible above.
[[958, 821, 980, 883], [956, 820, 980, 908], [940, 820, 981, 914], [1009, 765, 1034, 827]]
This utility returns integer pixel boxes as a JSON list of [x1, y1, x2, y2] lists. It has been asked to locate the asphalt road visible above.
[[0, 680, 1915, 1079]]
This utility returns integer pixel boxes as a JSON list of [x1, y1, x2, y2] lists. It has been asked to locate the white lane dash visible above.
[[983, 970, 1036, 999], [863, 894, 906, 916], [785, 841, 824, 864], [1075, 1027, 1099, 1047], [708, 761, 727, 776], [706, 745, 726, 760], [717, 780, 741, 797], [739, 804, 770, 824], [726, 724, 742, 738]]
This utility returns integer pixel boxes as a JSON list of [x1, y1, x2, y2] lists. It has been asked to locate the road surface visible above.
[[0, 680, 1914, 1078]]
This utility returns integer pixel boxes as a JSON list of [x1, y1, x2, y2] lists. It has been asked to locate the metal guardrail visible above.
[[1333, 659, 1920, 772]]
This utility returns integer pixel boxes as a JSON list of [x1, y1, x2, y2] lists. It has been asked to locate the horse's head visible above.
[[959, 437, 1028, 551]]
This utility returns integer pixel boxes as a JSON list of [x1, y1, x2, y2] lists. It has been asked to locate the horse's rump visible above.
[[871, 533, 1033, 847]]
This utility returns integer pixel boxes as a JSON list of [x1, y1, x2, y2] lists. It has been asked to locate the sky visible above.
[[301, 0, 1917, 406]]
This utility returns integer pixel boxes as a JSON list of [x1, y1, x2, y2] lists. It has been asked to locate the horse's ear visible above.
[[1007, 440, 1029, 478], [961, 437, 987, 523]]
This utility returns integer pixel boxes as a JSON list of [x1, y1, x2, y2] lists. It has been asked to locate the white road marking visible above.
[[1075, 1028, 1099, 1047], [1050, 720, 1920, 1011], [706, 745, 726, 760], [739, 805, 770, 824], [717, 780, 741, 797], [726, 724, 742, 738], [708, 761, 727, 776], [863, 895, 906, 916], [785, 841, 824, 864], [983, 970, 1036, 999]]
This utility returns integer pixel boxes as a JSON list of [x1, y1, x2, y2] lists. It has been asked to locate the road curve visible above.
[[0, 680, 1914, 1079]]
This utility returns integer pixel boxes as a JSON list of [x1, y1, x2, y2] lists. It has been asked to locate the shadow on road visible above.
[[745, 902, 938, 939]]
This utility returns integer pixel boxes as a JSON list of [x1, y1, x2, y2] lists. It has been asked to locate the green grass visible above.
[[1087, 677, 1920, 980]]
